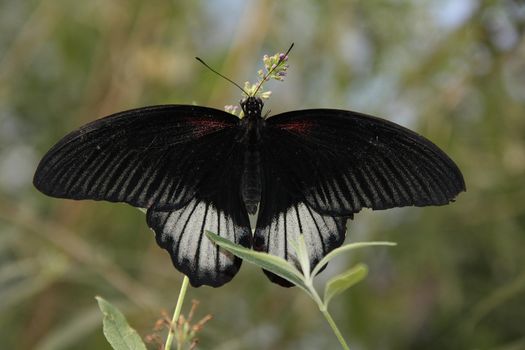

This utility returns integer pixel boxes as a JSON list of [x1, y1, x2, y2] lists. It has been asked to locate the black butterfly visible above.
[[33, 50, 465, 288]]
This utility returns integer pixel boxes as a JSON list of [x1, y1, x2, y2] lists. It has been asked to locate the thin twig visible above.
[[164, 275, 190, 350]]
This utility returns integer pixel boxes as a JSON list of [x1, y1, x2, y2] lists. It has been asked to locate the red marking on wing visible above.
[[278, 120, 315, 135], [189, 118, 231, 137]]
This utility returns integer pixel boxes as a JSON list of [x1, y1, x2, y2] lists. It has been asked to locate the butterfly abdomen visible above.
[[241, 147, 262, 215]]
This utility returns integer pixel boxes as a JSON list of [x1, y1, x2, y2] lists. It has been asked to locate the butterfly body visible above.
[[238, 96, 265, 214]]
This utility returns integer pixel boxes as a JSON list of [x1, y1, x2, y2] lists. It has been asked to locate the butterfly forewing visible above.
[[265, 109, 466, 216], [33, 105, 239, 210]]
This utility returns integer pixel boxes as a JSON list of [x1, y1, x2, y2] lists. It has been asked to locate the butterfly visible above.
[[33, 45, 465, 288]]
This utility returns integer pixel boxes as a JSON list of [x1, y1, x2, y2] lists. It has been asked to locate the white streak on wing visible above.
[[106, 150, 134, 197], [268, 211, 285, 259], [331, 176, 348, 209], [79, 151, 109, 194], [135, 165, 161, 204], [261, 202, 346, 271], [152, 168, 171, 203], [298, 204, 324, 259], [176, 201, 206, 265], [160, 200, 240, 277], [197, 206, 216, 271], [97, 149, 127, 195], [116, 155, 142, 199], [216, 210, 236, 269], [126, 158, 157, 201], [348, 171, 371, 207], [325, 177, 338, 209], [342, 174, 360, 210]]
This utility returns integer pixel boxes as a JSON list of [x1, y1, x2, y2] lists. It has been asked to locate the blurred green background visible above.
[[1, 1, 524, 349]]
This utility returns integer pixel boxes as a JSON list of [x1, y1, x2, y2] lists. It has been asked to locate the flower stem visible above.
[[165, 275, 190, 350]]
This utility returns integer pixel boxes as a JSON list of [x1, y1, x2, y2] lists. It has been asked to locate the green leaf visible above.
[[323, 264, 368, 307], [95, 296, 147, 350], [290, 234, 311, 278], [205, 231, 309, 292], [311, 241, 396, 277]]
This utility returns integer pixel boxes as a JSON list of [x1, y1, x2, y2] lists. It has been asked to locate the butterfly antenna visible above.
[[195, 57, 248, 95], [253, 43, 294, 97]]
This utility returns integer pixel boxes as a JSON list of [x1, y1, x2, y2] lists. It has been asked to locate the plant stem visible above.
[[321, 308, 350, 350], [165, 275, 190, 350], [306, 280, 350, 350]]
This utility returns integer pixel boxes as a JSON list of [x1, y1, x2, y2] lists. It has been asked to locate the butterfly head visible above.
[[240, 96, 264, 118]]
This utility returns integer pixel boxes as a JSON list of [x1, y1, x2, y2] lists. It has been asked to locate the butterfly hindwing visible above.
[[33, 105, 240, 210], [147, 201, 251, 288], [147, 140, 251, 287], [254, 145, 348, 286], [266, 109, 466, 216]]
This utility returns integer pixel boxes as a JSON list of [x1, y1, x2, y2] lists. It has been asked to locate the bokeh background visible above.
[[1, 1, 525, 349]]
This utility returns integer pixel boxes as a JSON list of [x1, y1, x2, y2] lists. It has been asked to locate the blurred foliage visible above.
[[1, 0, 525, 349]]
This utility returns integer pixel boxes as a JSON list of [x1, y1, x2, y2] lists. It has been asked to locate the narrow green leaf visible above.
[[95, 296, 147, 350], [293, 234, 311, 278], [323, 264, 368, 307], [311, 241, 396, 277], [205, 231, 309, 292]]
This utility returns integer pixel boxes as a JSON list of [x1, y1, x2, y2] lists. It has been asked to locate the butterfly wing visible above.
[[254, 147, 348, 286], [34, 105, 252, 287], [147, 142, 251, 287], [265, 109, 466, 216], [34, 105, 239, 210], [255, 108, 465, 285]]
